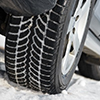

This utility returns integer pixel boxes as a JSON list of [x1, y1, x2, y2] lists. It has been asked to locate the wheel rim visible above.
[[61, 0, 91, 75]]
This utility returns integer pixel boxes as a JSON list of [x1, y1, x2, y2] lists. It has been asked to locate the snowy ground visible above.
[[0, 35, 100, 100]]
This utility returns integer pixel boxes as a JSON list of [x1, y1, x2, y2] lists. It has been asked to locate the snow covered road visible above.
[[0, 51, 100, 100], [0, 35, 100, 100], [0, 69, 100, 100]]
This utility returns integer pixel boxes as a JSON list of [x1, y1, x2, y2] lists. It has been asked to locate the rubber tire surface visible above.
[[5, 0, 95, 94], [78, 53, 100, 80]]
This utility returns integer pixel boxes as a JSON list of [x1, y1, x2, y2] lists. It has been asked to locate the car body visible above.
[[84, 0, 100, 57]]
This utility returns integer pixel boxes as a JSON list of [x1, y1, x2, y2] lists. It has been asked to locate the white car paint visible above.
[[0, 34, 5, 49], [84, 0, 100, 56]]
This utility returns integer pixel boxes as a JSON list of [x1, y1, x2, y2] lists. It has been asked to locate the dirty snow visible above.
[[0, 35, 100, 100]]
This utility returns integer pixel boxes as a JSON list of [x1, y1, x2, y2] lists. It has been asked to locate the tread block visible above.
[[17, 51, 26, 57], [30, 67, 38, 76], [32, 50, 40, 60], [57, 0, 66, 6], [6, 57, 15, 64], [30, 62, 39, 71], [6, 46, 16, 53], [6, 68, 15, 73], [6, 52, 16, 58], [29, 77, 39, 86], [10, 26, 19, 33], [36, 28, 43, 40], [48, 20, 58, 32], [41, 64, 51, 70], [40, 75, 50, 80], [18, 45, 27, 51], [41, 68, 51, 75], [18, 38, 28, 45], [37, 19, 45, 32], [18, 78, 27, 82], [43, 46, 54, 54], [40, 79, 50, 85], [42, 52, 53, 59], [21, 21, 31, 30], [23, 17, 32, 22], [42, 59, 52, 65], [52, 4, 64, 15], [7, 34, 18, 41], [46, 29, 57, 40], [31, 56, 39, 66], [34, 36, 42, 48], [32, 44, 41, 54], [17, 73, 25, 77], [30, 72, 39, 81], [17, 57, 26, 63], [44, 37, 56, 47], [40, 14, 47, 23], [17, 68, 26, 73], [10, 17, 21, 25], [20, 30, 29, 38], [17, 63, 26, 68], [50, 12, 60, 23]]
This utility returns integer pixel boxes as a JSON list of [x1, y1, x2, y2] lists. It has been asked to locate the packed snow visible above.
[[0, 35, 100, 100]]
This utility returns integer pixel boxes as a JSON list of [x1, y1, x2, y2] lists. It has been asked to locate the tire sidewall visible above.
[[55, 0, 95, 93]]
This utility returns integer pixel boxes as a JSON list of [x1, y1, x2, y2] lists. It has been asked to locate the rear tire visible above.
[[5, 0, 95, 94], [78, 53, 100, 80]]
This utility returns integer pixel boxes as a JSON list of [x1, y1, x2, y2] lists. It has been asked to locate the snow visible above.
[[0, 35, 100, 100], [0, 69, 100, 100]]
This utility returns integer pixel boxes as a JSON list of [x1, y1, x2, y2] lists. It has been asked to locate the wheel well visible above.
[[0, 7, 7, 36]]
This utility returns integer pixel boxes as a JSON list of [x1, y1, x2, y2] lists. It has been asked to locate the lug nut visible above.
[[73, 28, 75, 34], [75, 15, 79, 21]]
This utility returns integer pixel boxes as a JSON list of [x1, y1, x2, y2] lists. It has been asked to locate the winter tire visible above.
[[5, 0, 95, 94], [78, 53, 100, 80]]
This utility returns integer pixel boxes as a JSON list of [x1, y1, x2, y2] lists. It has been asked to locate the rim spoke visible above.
[[76, 0, 91, 21], [62, 39, 72, 69], [62, 31, 73, 72], [67, 17, 75, 34], [73, 30, 80, 55], [74, 0, 83, 17]]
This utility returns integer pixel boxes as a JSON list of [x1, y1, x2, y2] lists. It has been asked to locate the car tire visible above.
[[5, 0, 95, 94], [78, 53, 100, 80]]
